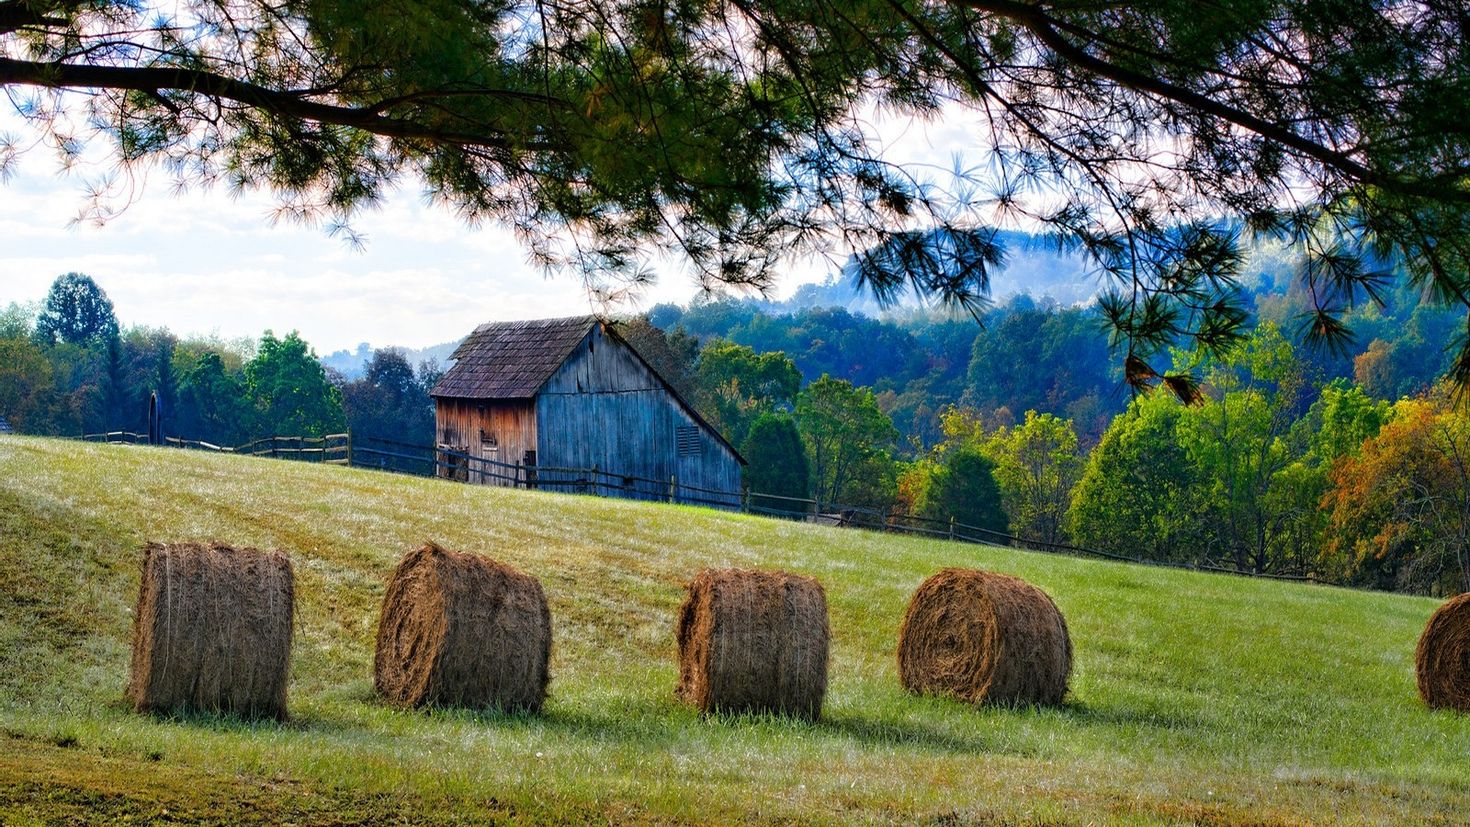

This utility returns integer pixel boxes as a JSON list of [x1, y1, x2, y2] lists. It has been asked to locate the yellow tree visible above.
[[1322, 392, 1470, 593]]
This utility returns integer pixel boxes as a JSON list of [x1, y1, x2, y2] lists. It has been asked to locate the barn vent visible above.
[[676, 426, 700, 457]]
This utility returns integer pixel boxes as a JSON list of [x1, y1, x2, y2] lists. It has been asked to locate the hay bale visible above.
[[1416, 592, 1470, 711], [374, 543, 551, 712], [126, 541, 294, 720], [897, 567, 1071, 707], [675, 568, 829, 720]]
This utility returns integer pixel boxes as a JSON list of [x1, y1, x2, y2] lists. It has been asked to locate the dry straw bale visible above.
[[675, 568, 829, 720], [1416, 592, 1470, 711], [897, 567, 1071, 707], [374, 543, 551, 712], [126, 541, 294, 720]]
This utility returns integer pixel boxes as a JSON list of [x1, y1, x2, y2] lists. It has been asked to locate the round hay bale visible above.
[[374, 543, 551, 712], [126, 541, 294, 720], [675, 567, 829, 720], [1416, 592, 1470, 711], [897, 568, 1071, 707]]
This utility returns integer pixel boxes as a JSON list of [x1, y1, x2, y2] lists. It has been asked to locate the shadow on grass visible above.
[[1054, 699, 1203, 732], [102, 683, 1202, 760], [130, 706, 324, 734], [815, 711, 1027, 756]]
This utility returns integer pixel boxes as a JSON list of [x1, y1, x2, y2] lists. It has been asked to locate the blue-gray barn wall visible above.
[[535, 325, 742, 504]]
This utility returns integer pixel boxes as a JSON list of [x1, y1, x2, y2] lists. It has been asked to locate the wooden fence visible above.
[[78, 429, 1320, 584], [84, 431, 350, 464]]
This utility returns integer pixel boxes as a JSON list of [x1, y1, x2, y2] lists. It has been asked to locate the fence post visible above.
[[668, 475, 676, 503], [949, 515, 956, 540], [591, 464, 599, 496], [742, 488, 750, 514], [346, 430, 353, 467]]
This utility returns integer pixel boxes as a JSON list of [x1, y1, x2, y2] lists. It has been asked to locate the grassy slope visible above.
[[0, 435, 1467, 826]]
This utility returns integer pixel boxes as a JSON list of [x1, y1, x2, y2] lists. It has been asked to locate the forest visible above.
[[2, 267, 1465, 595]]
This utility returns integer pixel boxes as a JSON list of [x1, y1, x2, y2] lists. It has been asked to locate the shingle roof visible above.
[[432, 315, 598, 399]]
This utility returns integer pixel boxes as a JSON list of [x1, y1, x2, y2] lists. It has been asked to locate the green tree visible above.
[[696, 340, 802, 447], [33, 273, 119, 348], [741, 413, 811, 515], [0, 302, 35, 339], [1068, 392, 1204, 562], [1304, 381, 1393, 463], [340, 349, 433, 444], [920, 447, 1007, 536], [1172, 325, 1306, 572], [245, 331, 345, 436], [981, 411, 1084, 545], [965, 301, 1115, 425], [0, 338, 56, 432], [795, 375, 899, 506], [7, 1, 1470, 385], [175, 351, 256, 446]]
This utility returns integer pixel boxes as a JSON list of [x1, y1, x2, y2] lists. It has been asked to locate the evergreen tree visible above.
[[340, 349, 433, 444], [175, 351, 256, 446], [741, 413, 810, 515], [921, 447, 1007, 536]]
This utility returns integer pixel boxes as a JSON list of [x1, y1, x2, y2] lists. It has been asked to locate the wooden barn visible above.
[[430, 316, 745, 505]]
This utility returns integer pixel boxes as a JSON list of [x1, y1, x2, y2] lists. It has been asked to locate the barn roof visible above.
[[433, 315, 598, 400]]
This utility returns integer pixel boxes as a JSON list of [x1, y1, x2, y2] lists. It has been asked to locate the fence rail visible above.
[[77, 429, 1321, 585]]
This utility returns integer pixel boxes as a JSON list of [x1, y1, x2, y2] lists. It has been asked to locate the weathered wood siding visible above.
[[535, 324, 743, 505], [433, 398, 537, 485]]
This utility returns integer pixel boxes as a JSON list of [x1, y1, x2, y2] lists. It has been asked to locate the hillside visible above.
[[1, 436, 1467, 825]]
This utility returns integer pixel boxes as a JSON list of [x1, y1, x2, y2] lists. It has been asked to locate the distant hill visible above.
[[761, 230, 1095, 316], [761, 228, 1314, 318], [321, 339, 462, 379]]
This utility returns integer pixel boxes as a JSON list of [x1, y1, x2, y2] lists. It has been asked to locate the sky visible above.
[[0, 109, 985, 354]]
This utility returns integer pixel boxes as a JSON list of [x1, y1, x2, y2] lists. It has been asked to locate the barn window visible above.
[[676, 426, 700, 456], [480, 428, 497, 447]]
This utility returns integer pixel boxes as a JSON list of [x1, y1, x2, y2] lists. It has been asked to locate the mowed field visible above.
[[0, 435, 1467, 825]]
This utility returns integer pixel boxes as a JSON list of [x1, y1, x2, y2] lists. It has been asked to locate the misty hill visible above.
[[321, 339, 462, 380]]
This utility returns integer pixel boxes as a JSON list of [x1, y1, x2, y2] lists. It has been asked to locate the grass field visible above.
[[1, 434, 1467, 825]]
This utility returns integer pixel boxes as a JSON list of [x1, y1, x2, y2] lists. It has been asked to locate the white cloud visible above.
[[1, 105, 1022, 351]]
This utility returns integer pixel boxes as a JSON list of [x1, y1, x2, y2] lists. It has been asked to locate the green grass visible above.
[[1, 435, 1467, 825]]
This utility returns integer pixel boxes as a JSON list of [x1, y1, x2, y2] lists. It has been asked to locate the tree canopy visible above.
[[33, 273, 118, 347], [4, 0, 1470, 385], [244, 330, 345, 436]]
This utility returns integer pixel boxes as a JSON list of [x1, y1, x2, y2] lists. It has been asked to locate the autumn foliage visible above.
[[1322, 395, 1470, 593]]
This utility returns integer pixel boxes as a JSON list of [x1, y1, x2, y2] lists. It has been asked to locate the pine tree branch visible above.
[[954, 0, 1470, 204], [0, 1, 67, 35], [0, 56, 568, 149]]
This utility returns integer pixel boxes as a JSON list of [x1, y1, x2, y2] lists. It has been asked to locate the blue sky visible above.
[[0, 108, 985, 353]]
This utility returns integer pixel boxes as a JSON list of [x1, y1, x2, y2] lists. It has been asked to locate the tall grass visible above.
[[1, 435, 1467, 825]]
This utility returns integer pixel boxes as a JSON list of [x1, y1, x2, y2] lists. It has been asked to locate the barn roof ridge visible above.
[[434, 315, 600, 400]]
